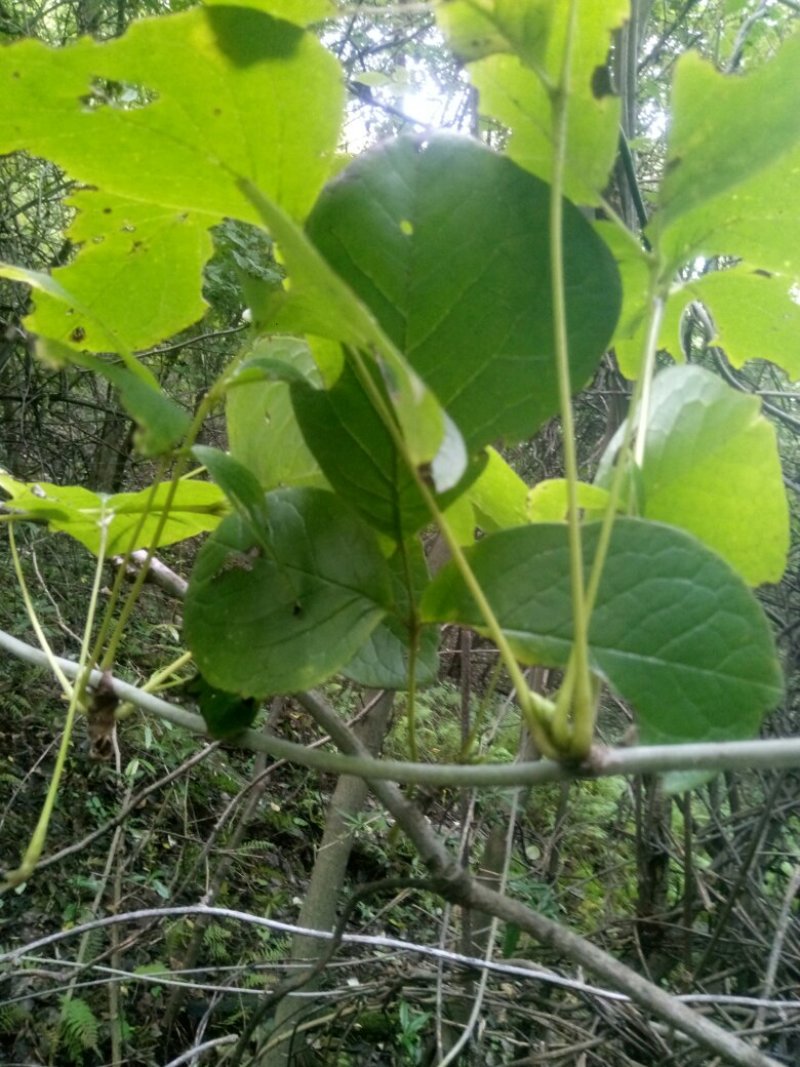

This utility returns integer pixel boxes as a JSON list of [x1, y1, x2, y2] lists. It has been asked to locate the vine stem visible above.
[[548, 0, 594, 756], [4, 516, 108, 887], [570, 281, 665, 756], [344, 347, 559, 758], [3, 628, 798, 790]]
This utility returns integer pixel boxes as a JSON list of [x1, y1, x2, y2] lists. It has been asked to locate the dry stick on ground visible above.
[[294, 690, 783, 1067]]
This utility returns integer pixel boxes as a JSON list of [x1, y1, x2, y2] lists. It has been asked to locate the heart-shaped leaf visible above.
[[306, 133, 621, 451]]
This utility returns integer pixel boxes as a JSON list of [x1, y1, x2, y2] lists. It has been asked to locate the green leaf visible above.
[[290, 362, 430, 539], [184, 673, 259, 739], [527, 479, 609, 522], [226, 337, 326, 490], [203, 0, 335, 25], [0, 261, 141, 367], [184, 488, 393, 696], [306, 134, 621, 451], [439, 0, 628, 203], [240, 182, 451, 480], [25, 191, 212, 353], [83, 356, 190, 455], [0, 6, 342, 222], [594, 221, 657, 378], [682, 268, 800, 379], [656, 35, 800, 269], [0, 474, 227, 555], [193, 445, 271, 535], [343, 540, 438, 690], [290, 360, 482, 540], [468, 447, 529, 531], [0, 262, 190, 454], [595, 366, 789, 585], [421, 518, 782, 745]]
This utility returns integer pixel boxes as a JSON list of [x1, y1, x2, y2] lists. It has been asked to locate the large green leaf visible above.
[[595, 366, 789, 585], [0, 474, 227, 555], [226, 337, 326, 490], [422, 519, 782, 745], [343, 540, 439, 690], [183, 488, 392, 696], [25, 191, 211, 353], [656, 34, 800, 271], [0, 6, 342, 223], [306, 134, 621, 451], [438, 0, 628, 204], [674, 269, 800, 380]]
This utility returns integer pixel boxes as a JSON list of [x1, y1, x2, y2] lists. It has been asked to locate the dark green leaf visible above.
[[306, 133, 621, 450], [421, 519, 782, 745], [185, 673, 259, 739], [343, 539, 438, 690], [184, 488, 393, 696], [291, 360, 483, 540], [193, 445, 270, 533]]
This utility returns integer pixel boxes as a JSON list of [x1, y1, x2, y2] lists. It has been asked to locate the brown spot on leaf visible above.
[[70, 326, 86, 342]]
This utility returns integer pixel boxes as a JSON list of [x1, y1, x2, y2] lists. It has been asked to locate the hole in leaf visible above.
[[78, 77, 158, 112]]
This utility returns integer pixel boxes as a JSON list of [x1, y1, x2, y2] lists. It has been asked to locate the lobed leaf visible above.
[[438, 0, 629, 204]]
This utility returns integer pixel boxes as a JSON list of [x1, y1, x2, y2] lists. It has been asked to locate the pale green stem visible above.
[[7, 524, 73, 699], [569, 287, 665, 757], [5, 517, 108, 887], [633, 294, 663, 467], [345, 347, 559, 757], [548, 0, 593, 753], [3, 629, 800, 789], [89, 457, 169, 668], [116, 649, 194, 720], [97, 373, 231, 671], [584, 290, 665, 621]]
